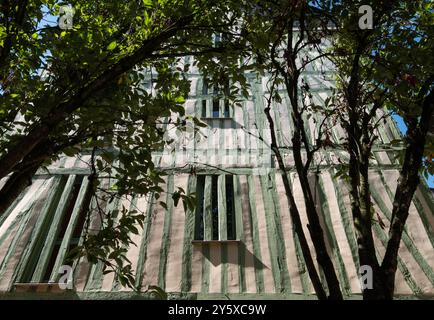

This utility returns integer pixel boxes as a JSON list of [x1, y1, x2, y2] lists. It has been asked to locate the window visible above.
[[19, 175, 91, 283], [200, 77, 231, 118], [201, 79, 208, 118], [214, 33, 222, 47], [194, 174, 236, 241], [213, 32, 229, 48]]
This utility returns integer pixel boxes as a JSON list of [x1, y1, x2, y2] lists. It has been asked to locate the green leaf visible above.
[[107, 41, 117, 51], [172, 191, 180, 207], [159, 201, 167, 210]]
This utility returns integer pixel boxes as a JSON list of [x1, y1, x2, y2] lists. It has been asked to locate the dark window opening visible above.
[[212, 99, 220, 118], [223, 78, 230, 117], [224, 100, 230, 118], [211, 175, 219, 240], [194, 174, 237, 241], [41, 243, 60, 282], [214, 33, 222, 47], [212, 83, 220, 118], [194, 175, 205, 240], [225, 175, 236, 240], [202, 79, 209, 118], [201, 100, 207, 117]]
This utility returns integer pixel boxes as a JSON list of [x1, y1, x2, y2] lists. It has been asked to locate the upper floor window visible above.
[[201, 78, 231, 119], [213, 32, 229, 48], [194, 174, 236, 241]]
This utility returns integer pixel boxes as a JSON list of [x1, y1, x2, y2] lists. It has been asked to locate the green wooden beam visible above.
[[218, 175, 227, 241], [15, 176, 64, 283], [181, 175, 196, 292], [203, 176, 213, 241], [50, 177, 90, 283], [31, 175, 77, 282], [158, 175, 174, 290]]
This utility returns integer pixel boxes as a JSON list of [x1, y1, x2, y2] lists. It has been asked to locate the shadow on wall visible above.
[[198, 241, 269, 270]]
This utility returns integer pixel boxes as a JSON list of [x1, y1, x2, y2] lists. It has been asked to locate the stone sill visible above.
[[14, 282, 74, 293], [191, 240, 240, 245], [200, 117, 233, 121]]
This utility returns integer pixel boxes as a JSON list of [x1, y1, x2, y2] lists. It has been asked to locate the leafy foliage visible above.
[[0, 0, 250, 288]]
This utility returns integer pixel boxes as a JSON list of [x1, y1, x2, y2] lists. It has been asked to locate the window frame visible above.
[[17, 174, 91, 285], [200, 77, 232, 119], [193, 174, 238, 242]]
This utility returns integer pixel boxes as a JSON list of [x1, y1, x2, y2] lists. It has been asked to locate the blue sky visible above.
[[393, 115, 434, 188]]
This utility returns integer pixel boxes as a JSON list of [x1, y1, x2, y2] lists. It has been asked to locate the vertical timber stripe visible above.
[[324, 172, 360, 293], [369, 178, 434, 290], [380, 170, 434, 254], [208, 244, 222, 293], [85, 182, 120, 291], [412, 193, 434, 250], [275, 173, 303, 293], [0, 178, 33, 228], [239, 175, 257, 293], [165, 175, 189, 292], [259, 172, 291, 293], [141, 177, 168, 290], [134, 193, 155, 289], [330, 175, 361, 274], [291, 173, 318, 294], [103, 196, 135, 291], [201, 176, 212, 293], [158, 175, 175, 290], [371, 221, 419, 294], [15, 176, 62, 283], [315, 174, 351, 295], [52, 177, 91, 284], [0, 179, 50, 290], [252, 174, 275, 293], [203, 176, 212, 240], [226, 243, 239, 293], [134, 153, 163, 289], [218, 175, 228, 293], [118, 196, 141, 291], [247, 174, 264, 293], [414, 187, 434, 248], [31, 175, 77, 282], [234, 175, 245, 293], [73, 179, 108, 291], [292, 211, 310, 294], [200, 244, 210, 293], [0, 179, 46, 268], [181, 175, 196, 292]]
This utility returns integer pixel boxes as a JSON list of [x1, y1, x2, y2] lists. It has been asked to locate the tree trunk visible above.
[[0, 163, 41, 215], [264, 105, 328, 300], [292, 128, 343, 300], [382, 89, 434, 298], [0, 138, 53, 216]]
